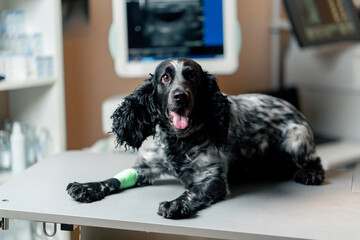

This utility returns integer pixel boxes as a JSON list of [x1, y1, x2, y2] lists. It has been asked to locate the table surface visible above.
[[1, 151, 360, 240]]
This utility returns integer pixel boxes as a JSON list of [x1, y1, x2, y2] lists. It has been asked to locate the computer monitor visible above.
[[111, 0, 239, 78], [283, 0, 360, 47]]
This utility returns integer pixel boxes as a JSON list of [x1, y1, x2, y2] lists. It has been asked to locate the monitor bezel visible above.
[[112, 0, 239, 78], [283, 0, 360, 47]]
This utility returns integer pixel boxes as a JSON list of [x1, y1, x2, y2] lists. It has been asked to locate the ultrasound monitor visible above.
[[111, 0, 239, 77], [283, 0, 360, 47]]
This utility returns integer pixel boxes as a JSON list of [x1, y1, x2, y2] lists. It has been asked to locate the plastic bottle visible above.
[[10, 122, 26, 175], [0, 130, 11, 170]]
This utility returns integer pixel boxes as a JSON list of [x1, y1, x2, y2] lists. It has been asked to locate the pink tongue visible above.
[[170, 111, 189, 130]]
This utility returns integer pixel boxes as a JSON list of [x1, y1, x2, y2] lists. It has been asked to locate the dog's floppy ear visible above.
[[111, 77, 157, 150], [202, 72, 230, 148]]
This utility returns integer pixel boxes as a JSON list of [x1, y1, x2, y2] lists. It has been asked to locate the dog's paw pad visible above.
[[66, 182, 105, 203], [294, 169, 324, 185], [157, 200, 192, 219]]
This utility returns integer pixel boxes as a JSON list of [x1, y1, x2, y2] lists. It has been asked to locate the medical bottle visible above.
[[10, 122, 26, 175]]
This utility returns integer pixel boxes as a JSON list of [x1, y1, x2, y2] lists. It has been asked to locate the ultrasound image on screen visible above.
[[126, 0, 224, 61]]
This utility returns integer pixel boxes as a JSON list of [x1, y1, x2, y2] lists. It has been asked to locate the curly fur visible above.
[[111, 79, 157, 149], [67, 58, 324, 219]]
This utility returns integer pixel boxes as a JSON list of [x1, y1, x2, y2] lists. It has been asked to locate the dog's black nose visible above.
[[173, 91, 188, 104]]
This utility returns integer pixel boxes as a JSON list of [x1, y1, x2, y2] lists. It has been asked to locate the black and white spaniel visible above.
[[67, 58, 324, 219]]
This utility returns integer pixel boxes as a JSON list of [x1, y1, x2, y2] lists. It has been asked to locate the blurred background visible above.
[[2, 0, 360, 239]]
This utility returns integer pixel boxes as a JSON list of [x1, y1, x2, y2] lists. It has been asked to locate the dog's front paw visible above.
[[66, 182, 106, 203], [157, 200, 193, 219]]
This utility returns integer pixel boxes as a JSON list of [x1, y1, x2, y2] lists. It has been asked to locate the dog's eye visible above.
[[161, 74, 171, 83], [188, 71, 196, 81]]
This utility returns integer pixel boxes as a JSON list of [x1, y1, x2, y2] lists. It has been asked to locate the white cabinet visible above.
[[0, 0, 66, 154], [0, 1, 67, 238]]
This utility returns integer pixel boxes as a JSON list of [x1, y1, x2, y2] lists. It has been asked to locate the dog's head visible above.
[[153, 58, 200, 134], [111, 58, 230, 149]]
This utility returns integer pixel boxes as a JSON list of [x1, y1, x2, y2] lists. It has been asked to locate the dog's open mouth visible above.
[[169, 109, 190, 130]]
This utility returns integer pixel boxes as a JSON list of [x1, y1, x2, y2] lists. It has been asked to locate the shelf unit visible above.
[[0, 0, 66, 154], [0, 1, 67, 238]]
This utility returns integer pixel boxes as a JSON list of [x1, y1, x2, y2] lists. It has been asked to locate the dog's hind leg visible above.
[[280, 123, 325, 185], [292, 156, 324, 185]]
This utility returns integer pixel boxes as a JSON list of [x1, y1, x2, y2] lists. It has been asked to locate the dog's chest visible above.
[[163, 142, 205, 178]]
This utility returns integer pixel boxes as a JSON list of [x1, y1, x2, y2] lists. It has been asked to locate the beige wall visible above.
[[64, 0, 272, 150], [0, 92, 9, 127]]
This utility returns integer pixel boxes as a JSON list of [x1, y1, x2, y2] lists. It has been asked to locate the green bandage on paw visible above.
[[113, 168, 138, 189]]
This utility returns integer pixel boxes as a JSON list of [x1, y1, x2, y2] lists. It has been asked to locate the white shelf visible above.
[[1, 0, 67, 155], [0, 78, 55, 91]]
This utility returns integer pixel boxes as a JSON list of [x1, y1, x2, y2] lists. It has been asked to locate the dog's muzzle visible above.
[[173, 90, 189, 106], [169, 89, 192, 130]]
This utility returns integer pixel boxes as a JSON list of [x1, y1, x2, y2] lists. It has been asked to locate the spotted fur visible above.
[[67, 58, 324, 219]]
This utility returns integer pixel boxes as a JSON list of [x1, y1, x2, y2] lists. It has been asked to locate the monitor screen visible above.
[[112, 0, 238, 77], [126, 0, 224, 61], [283, 0, 360, 47]]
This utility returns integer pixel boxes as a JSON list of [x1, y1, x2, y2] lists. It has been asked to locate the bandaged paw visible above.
[[113, 168, 138, 189]]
